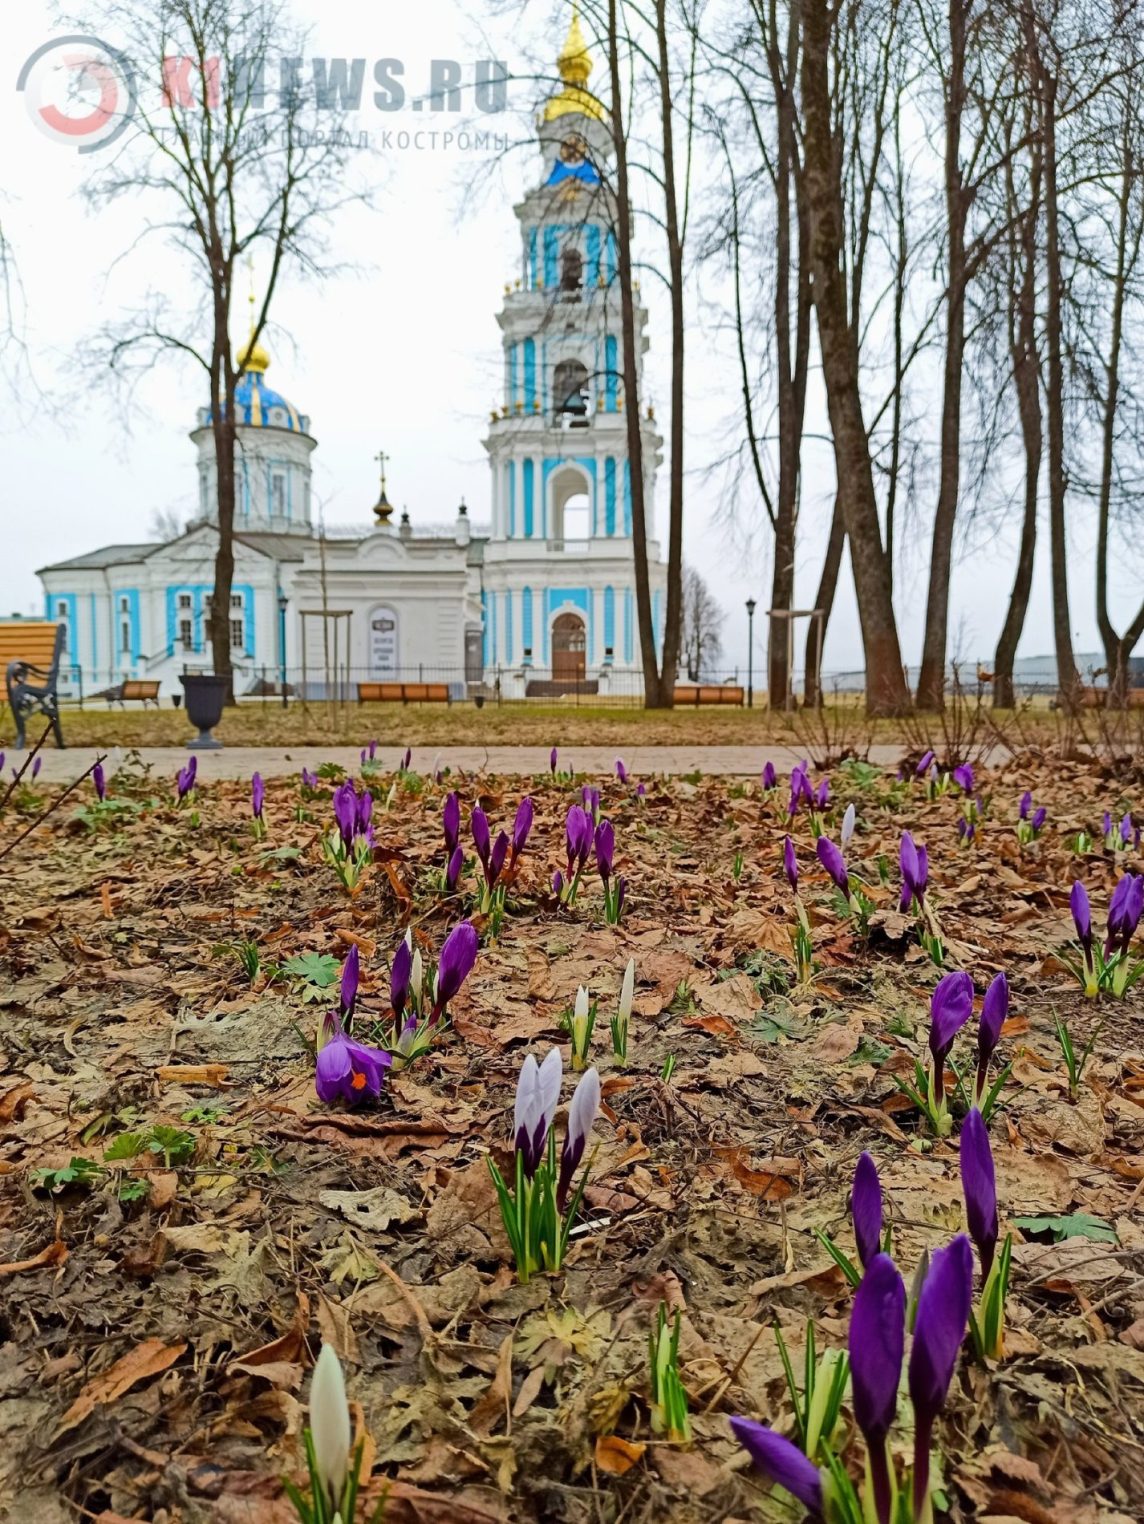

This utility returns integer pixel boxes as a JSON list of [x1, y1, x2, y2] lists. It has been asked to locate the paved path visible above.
[[17, 742, 926, 786]]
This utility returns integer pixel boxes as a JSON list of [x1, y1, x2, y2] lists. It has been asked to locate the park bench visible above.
[[1078, 685, 1144, 709], [357, 681, 452, 705], [673, 684, 746, 707], [111, 679, 162, 708], [3, 621, 66, 749]]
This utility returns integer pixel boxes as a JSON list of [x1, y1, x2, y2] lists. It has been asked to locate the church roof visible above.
[[207, 367, 307, 432], [38, 543, 156, 573]]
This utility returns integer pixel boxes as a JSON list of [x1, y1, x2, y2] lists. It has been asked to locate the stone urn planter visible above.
[[180, 674, 228, 749]]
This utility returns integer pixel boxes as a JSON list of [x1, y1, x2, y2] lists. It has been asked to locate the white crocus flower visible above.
[[310, 1342, 351, 1508], [571, 984, 593, 1065], [618, 959, 635, 1024], [841, 802, 857, 846], [411, 946, 424, 1014]]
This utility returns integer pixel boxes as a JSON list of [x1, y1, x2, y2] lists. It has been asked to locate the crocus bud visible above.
[[511, 797, 534, 862], [310, 1343, 352, 1509], [960, 1109, 998, 1280], [816, 778, 830, 809], [32, 757, 42, 780], [402, 747, 411, 771], [1032, 806, 1046, 833], [471, 806, 491, 867], [488, 830, 510, 887], [550, 746, 558, 775], [431, 921, 479, 1021], [815, 836, 850, 898], [339, 944, 360, 1021], [851, 1151, 883, 1270], [1019, 790, 1032, 821], [443, 792, 461, 855], [908, 1235, 974, 1519], [841, 802, 856, 846], [762, 761, 777, 790], [849, 1252, 906, 1524], [618, 959, 635, 1024], [557, 1066, 600, 1210], [1071, 880, 1092, 953], [783, 835, 798, 893], [975, 972, 1007, 1104], [390, 938, 412, 1024], [93, 762, 106, 801], [1121, 812, 1133, 844], [572, 985, 591, 1056], [952, 763, 974, 793], [410, 946, 424, 1012], [615, 758, 627, 783], [513, 1048, 562, 1176], [900, 830, 920, 912], [929, 971, 974, 1114], [595, 819, 615, 884], [251, 772, 264, 818], [729, 1419, 824, 1518], [552, 868, 564, 898], [916, 749, 935, 775], [445, 844, 463, 892]]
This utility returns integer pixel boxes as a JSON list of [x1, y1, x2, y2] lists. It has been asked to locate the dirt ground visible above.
[[1, 747, 1142, 1522]]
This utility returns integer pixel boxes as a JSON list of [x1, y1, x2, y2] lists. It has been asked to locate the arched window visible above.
[[550, 464, 592, 544], [553, 359, 589, 423], [560, 246, 583, 293]]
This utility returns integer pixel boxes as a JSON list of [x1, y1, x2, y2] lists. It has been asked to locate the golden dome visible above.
[[543, 6, 604, 122], [236, 326, 270, 375]]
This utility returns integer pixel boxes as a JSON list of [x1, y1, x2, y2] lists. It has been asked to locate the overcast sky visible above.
[[3, 0, 1135, 682]]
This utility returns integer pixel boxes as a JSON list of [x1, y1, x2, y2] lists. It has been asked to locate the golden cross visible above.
[[374, 449, 389, 489]]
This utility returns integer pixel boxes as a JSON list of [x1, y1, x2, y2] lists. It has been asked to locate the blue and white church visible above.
[[37, 16, 665, 700]]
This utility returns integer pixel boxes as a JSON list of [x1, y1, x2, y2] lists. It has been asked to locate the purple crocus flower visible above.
[[355, 787, 372, 836], [251, 773, 265, 818], [390, 938, 412, 1024], [815, 836, 850, 898], [332, 780, 358, 849], [850, 1253, 906, 1524], [401, 747, 412, 771], [952, 763, 974, 793], [899, 831, 922, 912], [513, 1049, 562, 1178], [300, 766, 317, 790], [960, 1109, 998, 1281], [1019, 791, 1032, 821], [615, 758, 627, 783], [762, 761, 777, 791], [0, 752, 5, 774], [595, 819, 615, 884], [1103, 811, 1113, 839], [916, 749, 935, 775], [852, 1151, 883, 1271], [930, 971, 974, 1073], [443, 792, 460, 856], [976, 972, 1007, 1104], [581, 785, 601, 818], [93, 762, 106, 802], [1121, 812, 1133, 845], [1107, 873, 1144, 957], [1031, 806, 1047, 833], [815, 778, 830, 809], [636, 782, 647, 800], [729, 1419, 824, 1518], [446, 845, 463, 892], [550, 746, 558, 775], [339, 944, 360, 1022], [552, 868, 564, 898], [511, 797, 534, 864], [177, 756, 198, 799], [431, 921, 479, 1023], [782, 835, 798, 893], [556, 1066, 601, 1210], [488, 830, 510, 886], [908, 1235, 974, 1519], [1071, 880, 1092, 953], [32, 756, 42, 781], [315, 1013, 391, 1106], [565, 805, 592, 877], [957, 817, 975, 844], [471, 806, 491, 868]]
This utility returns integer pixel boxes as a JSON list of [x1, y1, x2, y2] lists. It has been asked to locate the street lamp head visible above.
[[277, 593, 288, 613], [746, 598, 757, 616]]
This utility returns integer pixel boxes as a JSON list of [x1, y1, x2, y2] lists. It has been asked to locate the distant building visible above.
[[37, 14, 665, 700]]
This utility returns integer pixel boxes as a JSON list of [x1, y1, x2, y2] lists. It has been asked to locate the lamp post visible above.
[[745, 598, 757, 709], [277, 592, 289, 709]]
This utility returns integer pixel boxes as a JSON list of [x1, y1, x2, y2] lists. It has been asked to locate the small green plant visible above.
[[968, 1233, 1013, 1362], [182, 1104, 228, 1125], [660, 1052, 677, 1082], [1052, 1009, 1103, 1102], [283, 951, 341, 1003], [732, 849, 744, 881], [118, 1178, 150, 1203], [648, 1304, 690, 1442], [147, 1126, 197, 1167], [32, 1157, 105, 1193], [773, 1319, 849, 1461]]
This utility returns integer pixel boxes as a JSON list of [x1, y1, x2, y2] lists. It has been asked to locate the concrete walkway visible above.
[[19, 742, 926, 785]]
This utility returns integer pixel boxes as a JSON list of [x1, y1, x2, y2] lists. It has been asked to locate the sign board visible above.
[[368, 605, 399, 676]]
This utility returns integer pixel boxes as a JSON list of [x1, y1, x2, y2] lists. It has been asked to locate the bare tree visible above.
[[149, 506, 187, 541], [78, 0, 361, 696], [680, 564, 725, 678]]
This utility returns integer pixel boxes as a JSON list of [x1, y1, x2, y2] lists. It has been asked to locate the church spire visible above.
[[236, 254, 270, 374], [372, 448, 394, 523], [544, 4, 604, 122]]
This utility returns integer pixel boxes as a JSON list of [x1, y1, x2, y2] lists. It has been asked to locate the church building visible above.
[[38, 16, 666, 701]]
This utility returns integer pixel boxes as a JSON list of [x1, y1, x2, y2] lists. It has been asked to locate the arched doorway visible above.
[[551, 611, 586, 682]]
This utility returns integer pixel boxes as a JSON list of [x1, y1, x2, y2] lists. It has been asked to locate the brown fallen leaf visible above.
[[0, 1238, 68, 1277], [157, 1063, 230, 1086], [0, 1081, 35, 1124], [57, 1337, 187, 1436], [595, 1434, 646, 1475]]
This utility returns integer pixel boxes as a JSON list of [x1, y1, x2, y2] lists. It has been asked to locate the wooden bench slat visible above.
[[357, 681, 450, 704]]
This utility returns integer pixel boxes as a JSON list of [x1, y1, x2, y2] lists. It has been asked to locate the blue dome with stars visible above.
[[203, 331, 310, 433]]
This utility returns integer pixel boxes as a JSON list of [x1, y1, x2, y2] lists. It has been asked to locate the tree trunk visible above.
[[654, 0, 685, 705], [804, 497, 846, 708], [801, 0, 911, 717], [917, 0, 969, 712], [606, 0, 661, 706], [208, 270, 237, 702], [994, 140, 1042, 710]]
